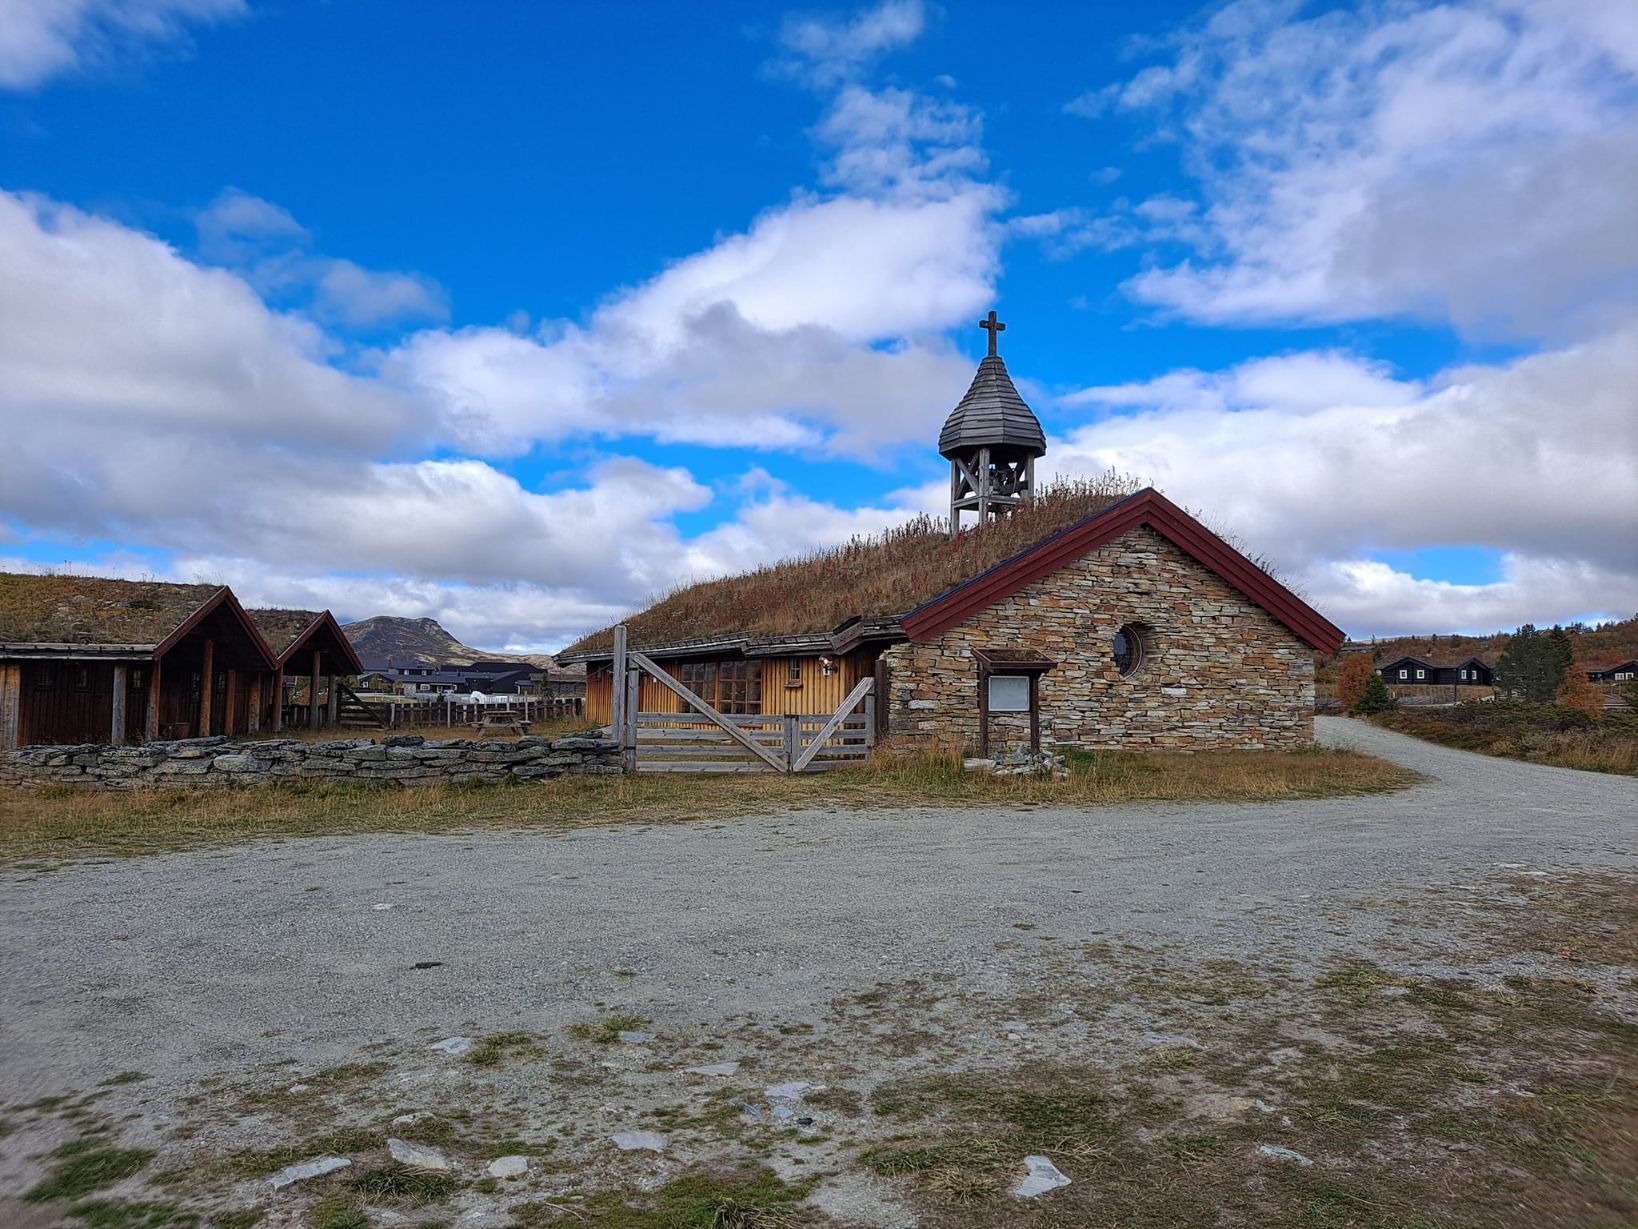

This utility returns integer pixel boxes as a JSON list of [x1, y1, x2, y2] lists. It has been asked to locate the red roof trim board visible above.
[[153, 586, 280, 668], [273, 610, 366, 673], [899, 488, 1346, 654]]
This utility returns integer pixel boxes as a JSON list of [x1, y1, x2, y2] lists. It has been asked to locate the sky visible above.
[[1, 0, 1634, 652]]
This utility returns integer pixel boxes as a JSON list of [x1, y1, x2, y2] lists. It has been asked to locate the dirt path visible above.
[[1, 719, 1633, 1227]]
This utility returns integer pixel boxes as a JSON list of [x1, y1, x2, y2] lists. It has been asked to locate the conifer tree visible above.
[[1352, 673, 1398, 715]]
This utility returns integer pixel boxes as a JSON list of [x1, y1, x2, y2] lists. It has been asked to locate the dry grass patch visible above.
[[0, 746, 1416, 865]]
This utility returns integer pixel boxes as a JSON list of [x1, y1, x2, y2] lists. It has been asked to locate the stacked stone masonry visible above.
[[0, 733, 623, 792], [883, 526, 1315, 754]]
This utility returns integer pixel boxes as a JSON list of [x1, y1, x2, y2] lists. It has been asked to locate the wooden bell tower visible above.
[[940, 312, 1048, 537]]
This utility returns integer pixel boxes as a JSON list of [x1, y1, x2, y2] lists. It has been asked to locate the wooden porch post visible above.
[[0, 663, 20, 752], [146, 655, 163, 742], [198, 638, 215, 737], [309, 650, 321, 731], [224, 669, 239, 737], [611, 625, 628, 740], [247, 674, 261, 733], [111, 664, 128, 746], [271, 668, 284, 731], [327, 676, 340, 727]]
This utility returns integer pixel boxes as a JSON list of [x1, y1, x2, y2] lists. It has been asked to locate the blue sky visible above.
[[1, 0, 1634, 649]]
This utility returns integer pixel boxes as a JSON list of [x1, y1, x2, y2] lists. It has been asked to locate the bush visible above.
[[1336, 653, 1377, 712], [1351, 674, 1398, 715]]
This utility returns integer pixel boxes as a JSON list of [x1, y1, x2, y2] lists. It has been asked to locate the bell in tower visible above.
[[939, 311, 1048, 537]]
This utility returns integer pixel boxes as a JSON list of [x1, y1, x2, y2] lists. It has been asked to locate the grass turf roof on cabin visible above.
[[246, 608, 325, 658], [563, 476, 1143, 657], [0, 573, 224, 646]]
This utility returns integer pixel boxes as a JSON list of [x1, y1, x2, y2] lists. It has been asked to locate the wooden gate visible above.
[[609, 628, 874, 774]]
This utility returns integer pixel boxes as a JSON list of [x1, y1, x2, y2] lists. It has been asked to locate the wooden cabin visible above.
[[246, 608, 366, 730], [1377, 654, 1496, 686], [0, 574, 357, 751]]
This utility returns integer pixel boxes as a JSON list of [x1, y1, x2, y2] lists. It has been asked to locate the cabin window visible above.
[[130, 668, 146, 689], [679, 661, 763, 715], [1619, 671, 1634, 681], [1416, 669, 1426, 680], [787, 660, 802, 685], [34, 664, 55, 690], [1459, 669, 1467, 680], [1112, 625, 1145, 677], [988, 674, 1031, 712], [74, 665, 91, 691], [1398, 669, 1408, 680]]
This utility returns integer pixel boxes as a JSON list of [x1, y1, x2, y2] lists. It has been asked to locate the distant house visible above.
[[364, 663, 541, 697], [0, 574, 358, 750], [1377, 655, 1495, 686], [1586, 659, 1638, 683]]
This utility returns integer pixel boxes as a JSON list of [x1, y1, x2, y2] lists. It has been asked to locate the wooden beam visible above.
[[309, 649, 321, 731], [327, 676, 339, 727], [271, 668, 284, 732], [0, 663, 20, 752], [791, 677, 873, 772], [111, 664, 128, 746], [224, 669, 238, 737], [247, 673, 261, 733], [611, 625, 628, 742], [198, 638, 215, 737], [628, 651, 788, 771], [147, 654, 163, 742]]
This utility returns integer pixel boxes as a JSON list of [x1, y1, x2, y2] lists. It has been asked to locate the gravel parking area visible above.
[[2, 717, 1633, 1228]]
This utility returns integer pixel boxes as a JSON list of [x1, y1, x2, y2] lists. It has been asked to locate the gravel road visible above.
[[2, 717, 1633, 1103]]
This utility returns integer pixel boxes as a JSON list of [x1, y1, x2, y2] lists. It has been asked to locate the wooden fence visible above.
[[633, 710, 872, 773], [379, 696, 585, 729]]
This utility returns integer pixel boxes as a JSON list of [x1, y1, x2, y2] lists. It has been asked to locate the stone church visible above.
[[561, 315, 1342, 755]]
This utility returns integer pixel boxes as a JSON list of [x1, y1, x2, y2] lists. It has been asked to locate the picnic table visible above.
[[469, 710, 532, 736]]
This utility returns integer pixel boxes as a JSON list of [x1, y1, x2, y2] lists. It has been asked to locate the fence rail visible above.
[[378, 696, 585, 729], [633, 711, 872, 773]]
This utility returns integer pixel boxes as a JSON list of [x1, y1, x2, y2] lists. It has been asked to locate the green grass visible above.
[[25, 1138, 156, 1203], [346, 1164, 462, 1204], [65, 1201, 199, 1229], [513, 1167, 811, 1228], [465, 1031, 546, 1066], [308, 1196, 368, 1229], [566, 1013, 652, 1045]]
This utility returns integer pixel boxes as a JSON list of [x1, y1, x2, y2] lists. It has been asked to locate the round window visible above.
[[1112, 624, 1145, 677]]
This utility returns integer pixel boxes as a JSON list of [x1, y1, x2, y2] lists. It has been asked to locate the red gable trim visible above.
[[153, 586, 281, 669], [275, 610, 366, 673], [899, 488, 1345, 654]]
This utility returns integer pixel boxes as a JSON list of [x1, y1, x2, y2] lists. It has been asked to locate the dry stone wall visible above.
[[883, 526, 1315, 754], [1, 733, 622, 792]]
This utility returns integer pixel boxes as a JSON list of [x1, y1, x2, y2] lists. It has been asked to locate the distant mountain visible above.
[[341, 616, 565, 672]]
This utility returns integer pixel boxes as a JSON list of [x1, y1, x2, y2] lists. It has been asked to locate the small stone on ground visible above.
[[486, 1155, 529, 1178], [1258, 1144, 1314, 1166], [684, 1061, 740, 1076], [268, 1156, 350, 1190], [1014, 1155, 1071, 1198], [610, 1130, 668, 1153], [429, 1036, 473, 1055], [388, 1137, 454, 1170]]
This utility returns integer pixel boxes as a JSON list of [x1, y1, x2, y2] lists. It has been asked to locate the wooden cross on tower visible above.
[[979, 310, 1005, 356]]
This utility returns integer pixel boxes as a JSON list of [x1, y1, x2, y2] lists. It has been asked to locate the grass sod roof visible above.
[[564, 474, 1146, 657], [0, 573, 224, 646], [246, 608, 324, 658]]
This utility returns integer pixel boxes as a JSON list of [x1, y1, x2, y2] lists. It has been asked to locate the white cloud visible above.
[[1304, 554, 1636, 640], [196, 188, 448, 328], [0, 0, 244, 89], [387, 82, 1003, 460], [772, 0, 925, 87], [1094, 0, 1638, 339], [1053, 325, 1638, 634]]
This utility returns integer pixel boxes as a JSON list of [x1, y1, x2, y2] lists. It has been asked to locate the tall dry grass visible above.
[[0, 746, 1416, 866]]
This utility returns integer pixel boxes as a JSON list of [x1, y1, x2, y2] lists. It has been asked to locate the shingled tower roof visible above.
[[937, 354, 1047, 460]]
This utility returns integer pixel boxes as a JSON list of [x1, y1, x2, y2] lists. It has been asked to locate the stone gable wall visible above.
[[1, 733, 623, 792], [882, 526, 1315, 754]]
